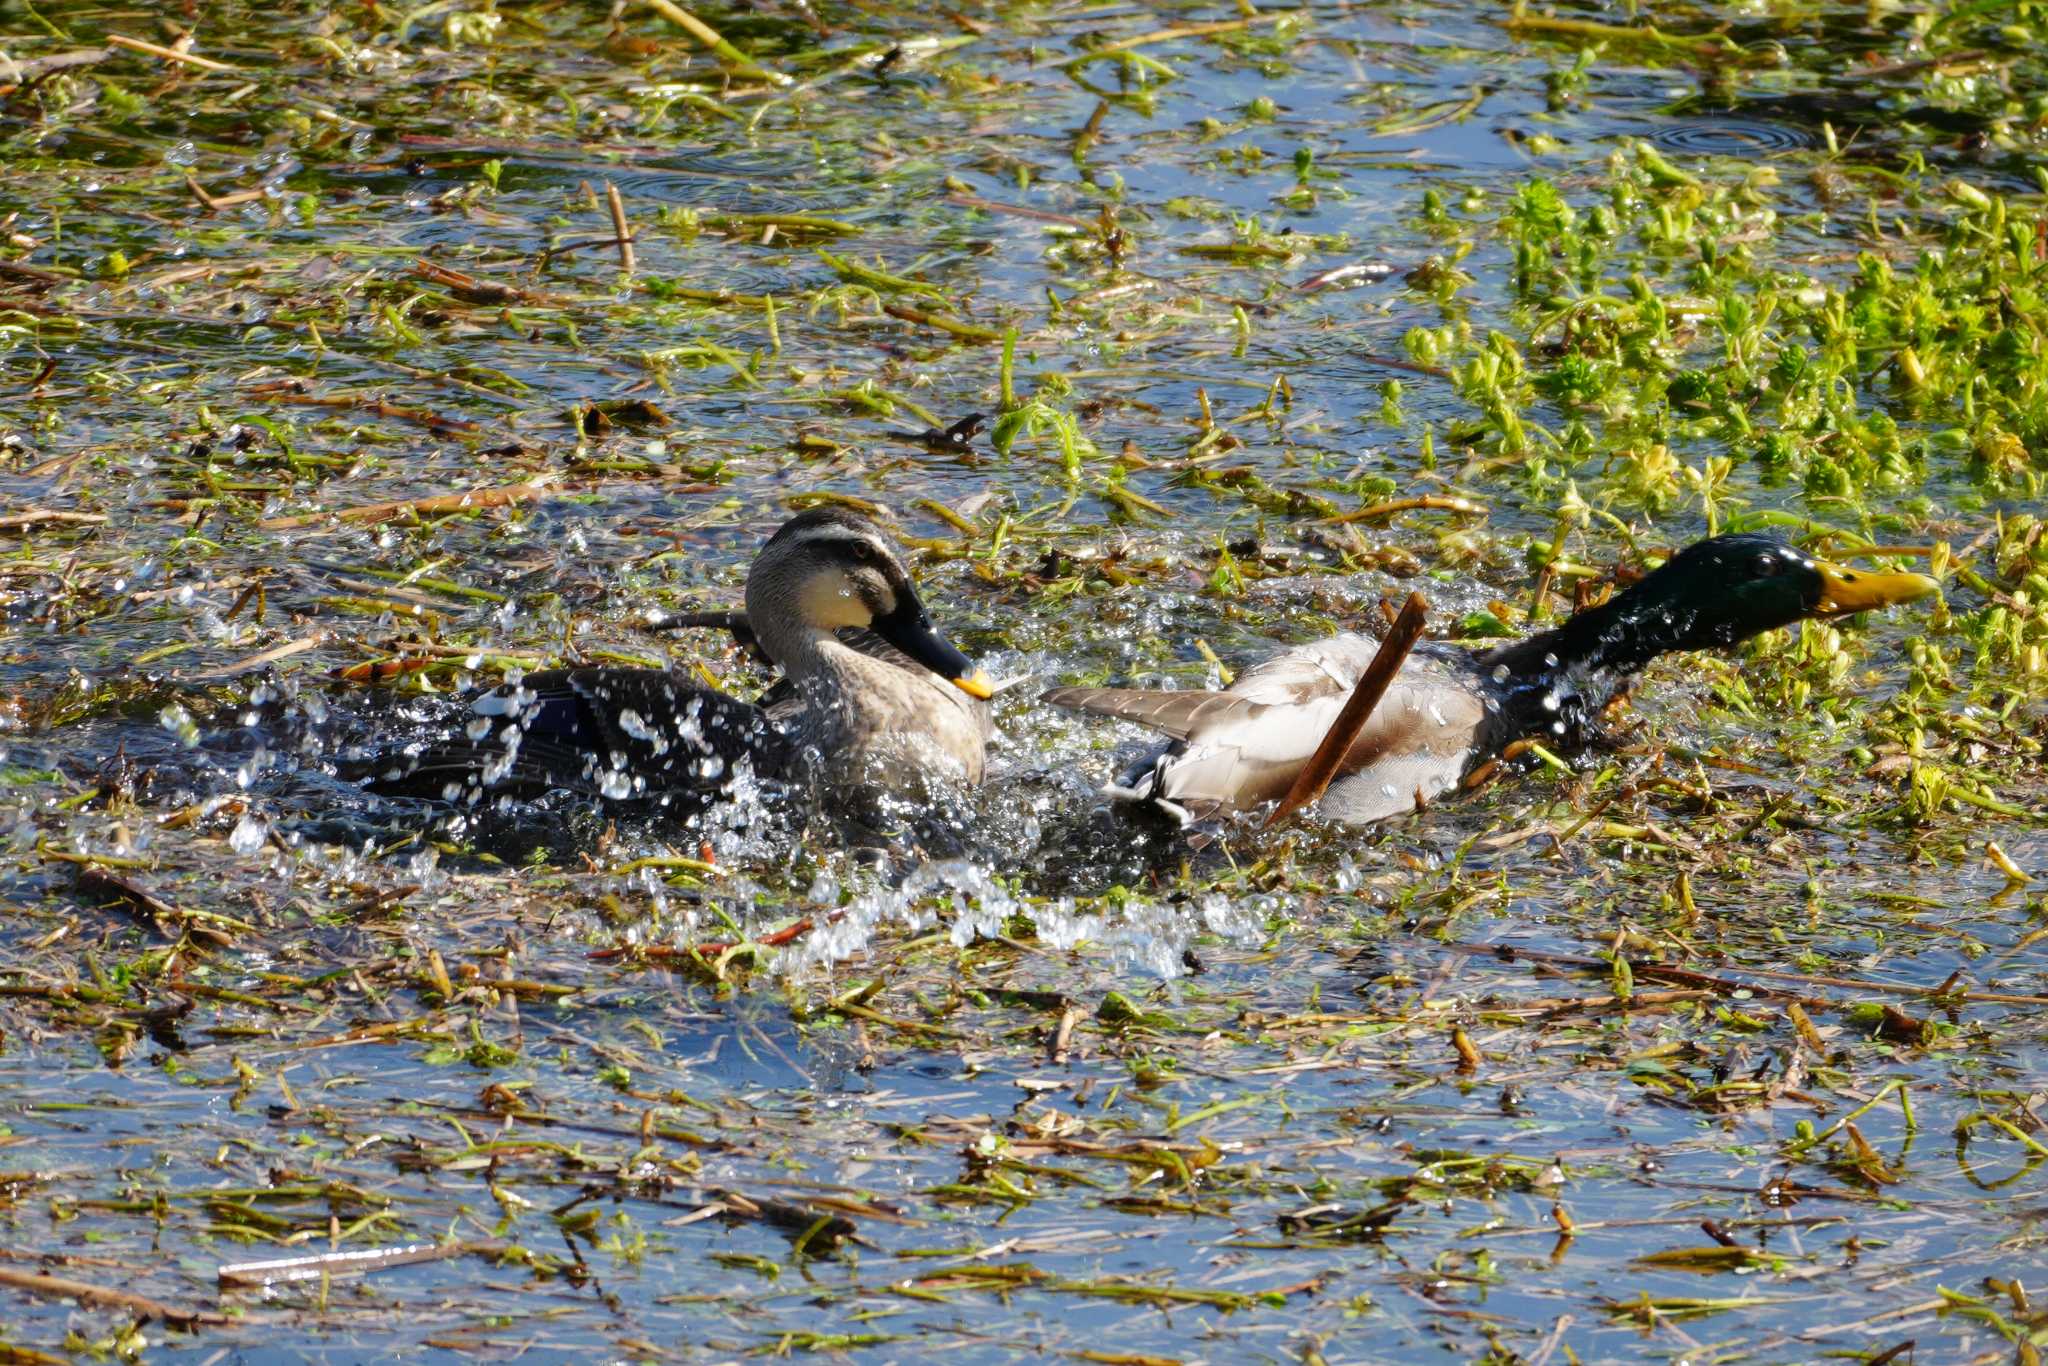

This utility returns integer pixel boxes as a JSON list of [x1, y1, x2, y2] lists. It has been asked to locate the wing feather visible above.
[[1041, 686, 1262, 742], [361, 667, 791, 802]]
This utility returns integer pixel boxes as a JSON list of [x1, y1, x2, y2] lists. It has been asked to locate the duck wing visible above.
[[1052, 637, 1490, 823], [1042, 632, 1379, 739], [1038, 686, 1246, 742], [361, 668, 792, 802]]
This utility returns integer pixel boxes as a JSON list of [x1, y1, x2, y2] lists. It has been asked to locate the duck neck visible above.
[[1480, 588, 1676, 732], [751, 611, 835, 682], [1488, 588, 1679, 681], [750, 619, 894, 729]]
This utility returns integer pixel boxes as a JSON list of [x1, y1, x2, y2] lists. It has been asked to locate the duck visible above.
[[1043, 533, 1937, 826], [358, 508, 995, 806]]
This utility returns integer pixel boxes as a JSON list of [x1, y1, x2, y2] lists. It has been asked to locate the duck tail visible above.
[[1089, 743, 1228, 829]]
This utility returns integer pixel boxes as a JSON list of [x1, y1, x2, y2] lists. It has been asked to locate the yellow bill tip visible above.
[[1814, 560, 1940, 615], [953, 669, 996, 700]]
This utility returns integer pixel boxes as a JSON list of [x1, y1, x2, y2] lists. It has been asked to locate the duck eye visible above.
[[849, 541, 874, 563]]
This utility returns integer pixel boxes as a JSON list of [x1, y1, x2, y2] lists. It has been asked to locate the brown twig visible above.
[[2, 48, 112, 83], [591, 906, 846, 962], [1265, 591, 1429, 828], [1051, 1004, 1083, 1064], [259, 474, 559, 531], [1325, 495, 1485, 525], [411, 259, 557, 306], [196, 634, 331, 680], [105, 33, 241, 73], [0, 509, 106, 533], [1443, 939, 2048, 1008], [943, 193, 1092, 228], [243, 383, 480, 434], [882, 302, 1002, 342], [0, 1262, 231, 1326], [605, 183, 635, 275], [73, 866, 244, 949], [535, 233, 638, 266], [184, 177, 266, 212]]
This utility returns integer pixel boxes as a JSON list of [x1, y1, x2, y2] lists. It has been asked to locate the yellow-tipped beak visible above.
[[1813, 559, 1940, 616], [952, 670, 996, 700]]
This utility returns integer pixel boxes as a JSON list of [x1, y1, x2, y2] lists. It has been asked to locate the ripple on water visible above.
[[1646, 119, 1814, 155]]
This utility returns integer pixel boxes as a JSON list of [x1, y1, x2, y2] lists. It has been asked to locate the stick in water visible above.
[[605, 183, 636, 275], [1264, 591, 1429, 828]]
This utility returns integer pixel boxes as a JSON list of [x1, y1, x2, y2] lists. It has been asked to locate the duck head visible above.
[[1612, 533, 1939, 654], [1493, 533, 1939, 681], [746, 508, 994, 699]]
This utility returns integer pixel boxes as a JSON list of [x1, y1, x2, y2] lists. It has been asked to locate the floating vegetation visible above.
[[1, 0, 2047, 1359]]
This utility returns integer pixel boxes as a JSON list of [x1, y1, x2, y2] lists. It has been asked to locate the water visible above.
[[2, 0, 2046, 1359]]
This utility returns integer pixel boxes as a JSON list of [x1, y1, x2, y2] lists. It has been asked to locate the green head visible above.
[[1496, 533, 1938, 679]]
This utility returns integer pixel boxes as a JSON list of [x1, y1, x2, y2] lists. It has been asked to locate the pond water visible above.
[[2, 0, 2047, 1360]]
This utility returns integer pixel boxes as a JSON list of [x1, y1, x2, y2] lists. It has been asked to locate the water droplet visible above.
[[159, 703, 200, 748], [229, 813, 267, 855]]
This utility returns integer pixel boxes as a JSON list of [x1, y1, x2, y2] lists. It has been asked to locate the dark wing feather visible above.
[[354, 733, 638, 803], [361, 668, 792, 802]]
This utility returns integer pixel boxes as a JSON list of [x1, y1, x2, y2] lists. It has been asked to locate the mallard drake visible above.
[[1044, 534, 1936, 826], [360, 508, 994, 806]]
